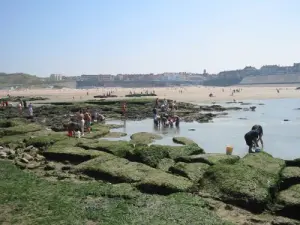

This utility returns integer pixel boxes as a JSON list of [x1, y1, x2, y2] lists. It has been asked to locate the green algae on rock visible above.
[[0, 123, 42, 137], [43, 146, 105, 163], [130, 132, 162, 145], [104, 132, 127, 138], [169, 162, 210, 182], [156, 158, 175, 172], [240, 151, 285, 176], [200, 161, 281, 213], [280, 167, 300, 190], [176, 153, 239, 165], [25, 133, 68, 148], [78, 139, 134, 157], [127, 144, 204, 168], [172, 136, 197, 145], [76, 155, 193, 194], [276, 184, 300, 220]]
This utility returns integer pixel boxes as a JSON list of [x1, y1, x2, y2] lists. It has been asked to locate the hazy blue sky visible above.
[[1, 0, 299, 76]]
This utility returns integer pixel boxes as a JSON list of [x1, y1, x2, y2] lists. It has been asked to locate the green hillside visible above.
[[0, 73, 44, 87]]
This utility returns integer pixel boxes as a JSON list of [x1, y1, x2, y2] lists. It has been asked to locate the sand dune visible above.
[[0, 86, 299, 103]]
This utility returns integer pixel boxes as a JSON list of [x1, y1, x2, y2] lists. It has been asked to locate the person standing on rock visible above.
[[251, 124, 264, 148], [80, 117, 85, 136], [18, 101, 22, 115]]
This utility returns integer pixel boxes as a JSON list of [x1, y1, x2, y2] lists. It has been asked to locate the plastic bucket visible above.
[[226, 146, 233, 155]]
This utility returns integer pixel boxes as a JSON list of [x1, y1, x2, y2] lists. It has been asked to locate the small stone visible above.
[[225, 204, 233, 210], [15, 159, 27, 169], [35, 154, 45, 161], [22, 153, 34, 161], [61, 165, 72, 171], [27, 162, 41, 169], [8, 150, 16, 155], [44, 162, 56, 171], [24, 145, 34, 152], [20, 158, 29, 164], [0, 146, 3, 150], [0, 152, 7, 159]]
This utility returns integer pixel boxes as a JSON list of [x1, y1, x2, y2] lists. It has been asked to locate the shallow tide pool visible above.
[[104, 98, 300, 160]]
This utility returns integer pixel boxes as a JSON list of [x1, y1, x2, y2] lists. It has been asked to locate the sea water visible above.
[[105, 98, 300, 160]]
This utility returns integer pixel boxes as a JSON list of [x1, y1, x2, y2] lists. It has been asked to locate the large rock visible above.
[[280, 167, 300, 190], [78, 140, 134, 158], [25, 133, 68, 148], [0, 123, 42, 137], [276, 184, 300, 220], [169, 162, 209, 182], [285, 158, 300, 167], [76, 156, 193, 194], [82, 126, 110, 139], [128, 144, 204, 168], [172, 137, 197, 145], [199, 152, 285, 213], [240, 152, 285, 176], [43, 146, 105, 163], [176, 153, 239, 165], [130, 132, 162, 145]]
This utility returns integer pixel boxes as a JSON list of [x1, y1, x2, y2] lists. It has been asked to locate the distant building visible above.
[[50, 74, 62, 81]]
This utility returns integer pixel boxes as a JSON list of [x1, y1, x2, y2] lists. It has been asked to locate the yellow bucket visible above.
[[226, 145, 233, 155]]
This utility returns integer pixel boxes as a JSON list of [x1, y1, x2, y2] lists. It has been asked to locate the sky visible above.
[[1, 0, 300, 76]]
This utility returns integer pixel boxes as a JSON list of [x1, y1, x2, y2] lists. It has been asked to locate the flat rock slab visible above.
[[76, 156, 193, 194], [172, 137, 197, 145], [0, 124, 42, 137], [176, 153, 240, 165], [25, 133, 68, 148], [130, 132, 162, 145], [78, 140, 134, 157], [104, 132, 127, 138], [43, 146, 106, 163], [170, 162, 210, 182], [276, 184, 300, 220], [280, 167, 300, 190]]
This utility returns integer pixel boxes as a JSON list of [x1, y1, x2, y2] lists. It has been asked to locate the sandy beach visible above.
[[1, 86, 299, 103]]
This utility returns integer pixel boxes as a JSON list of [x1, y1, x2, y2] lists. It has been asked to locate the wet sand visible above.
[[0, 86, 300, 103]]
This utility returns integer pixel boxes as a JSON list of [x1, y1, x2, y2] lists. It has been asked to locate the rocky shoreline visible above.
[[0, 114, 300, 224], [1, 98, 299, 224]]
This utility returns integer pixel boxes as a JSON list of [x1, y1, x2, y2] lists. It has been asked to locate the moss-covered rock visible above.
[[285, 158, 300, 167], [200, 162, 280, 213], [176, 153, 239, 165], [43, 146, 106, 163], [130, 132, 162, 145], [280, 167, 300, 190], [240, 152, 285, 176], [157, 158, 175, 172], [82, 126, 110, 139], [135, 171, 193, 195], [0, 134, 28, 147], [0, 123, 42, 137], [78, 140, 134, 157], [276, 184, 300, 220], [104, 132, 127, 138], [128, 144, 204, 168], [77, 156, 193, 194], [76, 156, 154, 183], [25, 133, 68, 148], [172, 137, 197, 145], [170, 162, 209, 182]]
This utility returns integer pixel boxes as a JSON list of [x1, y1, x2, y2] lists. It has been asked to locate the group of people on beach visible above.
[[152, 98, 180, 128]]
